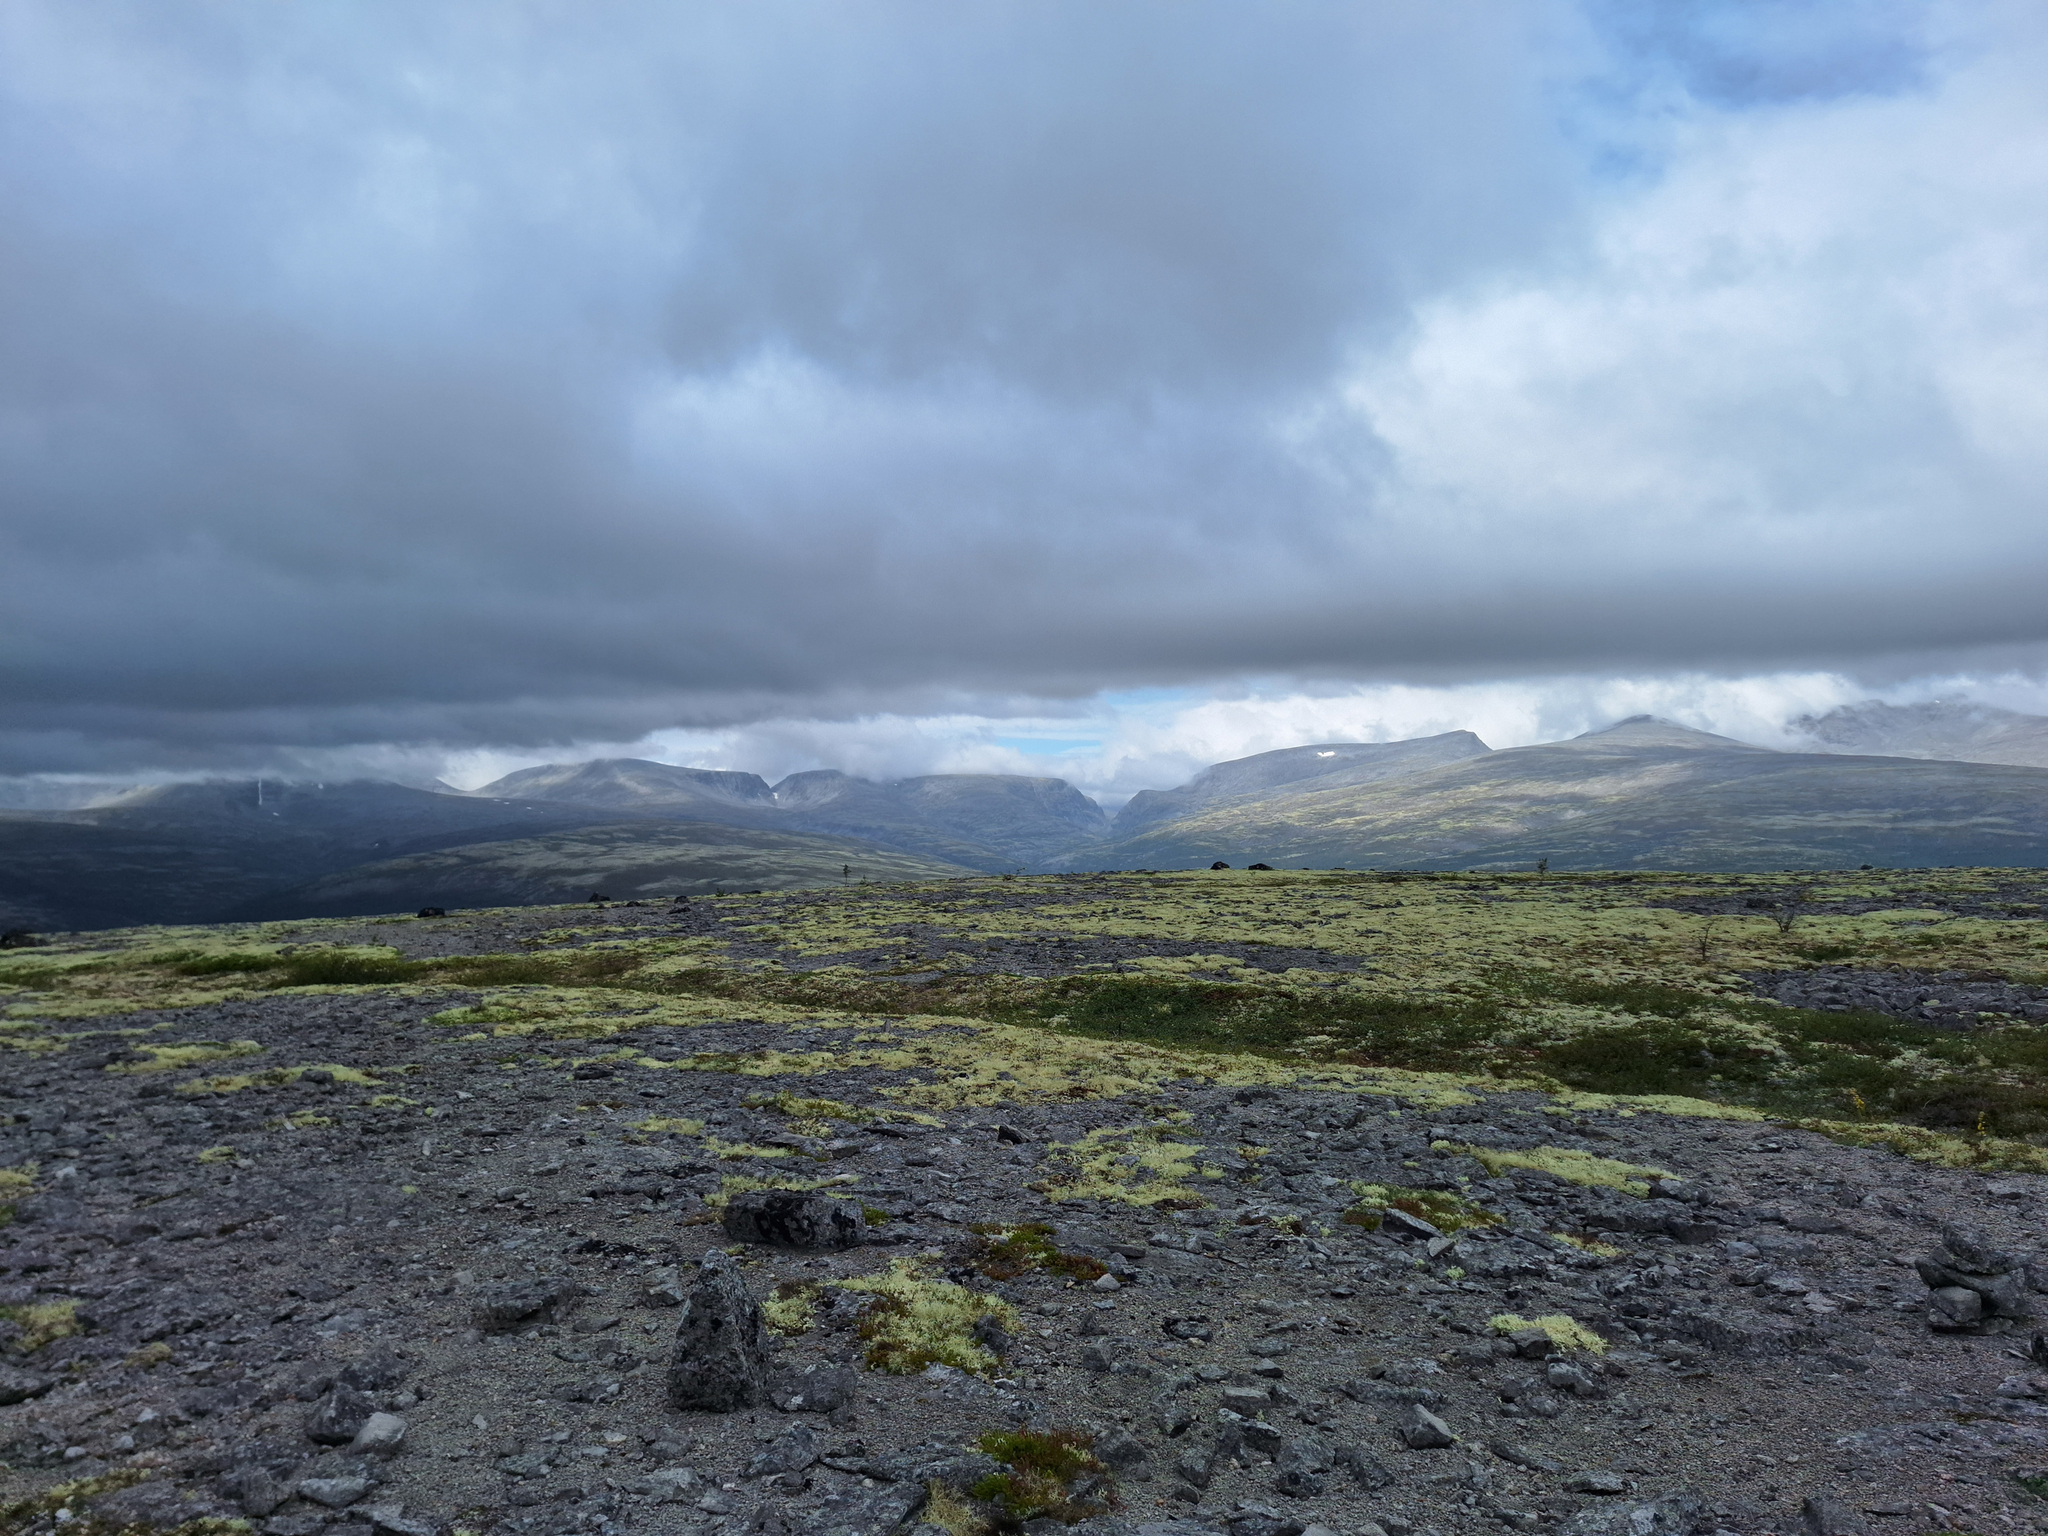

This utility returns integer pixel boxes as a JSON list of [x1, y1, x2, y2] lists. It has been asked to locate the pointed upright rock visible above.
[[666, 1250, 772, 1412]]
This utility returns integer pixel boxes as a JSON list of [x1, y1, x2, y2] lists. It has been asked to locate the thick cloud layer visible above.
[[2, 1, 2044, 775]]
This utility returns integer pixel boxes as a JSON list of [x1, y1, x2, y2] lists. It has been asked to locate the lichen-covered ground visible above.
[[5, 868, 2048, 1536]]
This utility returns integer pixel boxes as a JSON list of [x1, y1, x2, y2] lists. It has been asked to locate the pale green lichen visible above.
[[1794, 1117, 2048, 1173], [1035, 1118, 1208, 1207], [109, 1040, 264, 1074], [1344, 1182, 1501, 1234], [1489, 1311, 1608, 1355], [634, 1116, 706, 1136], [833, 1259, 1021, 1375], [0, 1162, 33, 1222], [1, 1297, 80, 1352], [703, 1171, 860, 1211], [1441, 1143, 1669, 1196], [174, 1061, 391, 1095], [763, 1282, 820, 1335]]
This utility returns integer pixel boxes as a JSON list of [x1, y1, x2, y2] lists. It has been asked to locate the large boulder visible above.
[[305, 1384, 378, 1446], [0, 1364, 54, 1406], [722, 1189, 866, 1251], [666, 1250, 772, 1412], [1917, 1225, 2035, 1333]]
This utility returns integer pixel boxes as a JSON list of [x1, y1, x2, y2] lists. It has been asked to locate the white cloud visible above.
[[428, 668, 2048, 809], [1344, 4, 2048, 606]]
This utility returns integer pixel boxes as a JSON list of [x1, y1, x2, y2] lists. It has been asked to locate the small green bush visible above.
[[971, 1428, 1112, 1524], [272, 952, 419, 987], [966, 1222, 1106, 1282]]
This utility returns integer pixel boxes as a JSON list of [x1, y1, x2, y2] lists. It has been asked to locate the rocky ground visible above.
[[4, 890, 2048, 1536]]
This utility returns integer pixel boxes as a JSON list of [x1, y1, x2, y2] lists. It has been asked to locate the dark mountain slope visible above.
[[231, 822, 974, 918], [467, 758, 783, 817], [0, 779, 657, 930], [469, 759, 1111, 871], [773, 771, 1108, 868]]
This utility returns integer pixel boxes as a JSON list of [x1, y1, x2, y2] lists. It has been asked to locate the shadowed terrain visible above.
[[231, 822, 975, 917]]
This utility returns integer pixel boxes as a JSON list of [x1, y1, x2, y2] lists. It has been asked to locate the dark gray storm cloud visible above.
[[1, 0, 2043, 773]]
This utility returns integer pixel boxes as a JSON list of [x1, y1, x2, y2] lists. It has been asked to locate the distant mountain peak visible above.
[[1564, 716, 1765, 751]]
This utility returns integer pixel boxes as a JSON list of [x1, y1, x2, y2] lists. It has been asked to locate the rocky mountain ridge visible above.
[[10, 705, 2048, 930]]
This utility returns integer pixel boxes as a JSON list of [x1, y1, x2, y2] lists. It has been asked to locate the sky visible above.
[[3, 0, 2046, 807]]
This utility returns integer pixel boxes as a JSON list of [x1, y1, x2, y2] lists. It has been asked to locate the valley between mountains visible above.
[[6, 868, 2048, 1536]]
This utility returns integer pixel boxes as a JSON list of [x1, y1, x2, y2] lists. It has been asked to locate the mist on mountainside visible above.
[[1788, 700, 2048, 770]]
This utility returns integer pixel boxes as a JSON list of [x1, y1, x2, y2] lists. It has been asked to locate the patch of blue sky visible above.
[[1586, 0, 1932, 110], [1557, 0, 1936, 190]]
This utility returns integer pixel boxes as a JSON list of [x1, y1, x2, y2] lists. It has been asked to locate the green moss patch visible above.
[[108, 1039, 264, 1074], [1033, 1119, 1209, 1207], [0, 1470, 245, 1536], [764, 1281, 820, 1335], [1, 1297, 80, 1352], [0, 1163, 33, 1223]]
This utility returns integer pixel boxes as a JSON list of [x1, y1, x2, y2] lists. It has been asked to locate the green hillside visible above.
[[1089, 717, 2048, 872]]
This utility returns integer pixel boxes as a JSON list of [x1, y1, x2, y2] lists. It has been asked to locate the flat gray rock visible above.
[[721, 1188, 866, 1250]]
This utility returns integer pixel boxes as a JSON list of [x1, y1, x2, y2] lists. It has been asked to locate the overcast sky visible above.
[[4, 0, 2046, 800]]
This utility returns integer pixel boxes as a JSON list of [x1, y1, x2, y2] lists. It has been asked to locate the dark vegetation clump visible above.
[[159, 946, 653, 989], [970, 1427, 1113, 1527], [1342, 1184, 1503, 1234], [171, 951, 280, 976], [1510, 971, 2048, 1137], [1007, 975, 1503, 1070], [966, 1222, 1106, 1282]]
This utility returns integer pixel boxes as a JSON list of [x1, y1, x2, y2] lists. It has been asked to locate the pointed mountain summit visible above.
[[1555, 715, 1769, 752]]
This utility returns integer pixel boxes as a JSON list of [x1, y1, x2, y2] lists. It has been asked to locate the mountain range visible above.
[[3, 699, 2045, 931]]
